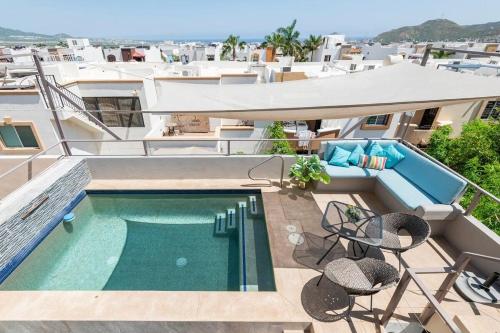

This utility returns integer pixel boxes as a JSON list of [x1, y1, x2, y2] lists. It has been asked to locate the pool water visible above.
[[0, 191, 275, 291]]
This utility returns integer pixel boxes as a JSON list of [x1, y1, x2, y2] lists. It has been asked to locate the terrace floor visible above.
[[266, 186, 500, 333], [1, 180, 498, 333]]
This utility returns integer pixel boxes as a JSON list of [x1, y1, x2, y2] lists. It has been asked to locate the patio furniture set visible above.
[[301, 200, 431, 322], [317, 140, 467, 221]]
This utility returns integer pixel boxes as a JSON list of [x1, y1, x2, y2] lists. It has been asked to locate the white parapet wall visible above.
[[443, 214, 500, 276], [85, 155, 296, 180]]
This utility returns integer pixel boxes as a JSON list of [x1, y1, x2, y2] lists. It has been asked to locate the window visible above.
[[0, 123, 41, 150], [324, 55, 331, 62], [350, 64, 357, 71], [481, 101, 499, 120], [361, 114, 393, 130], [83, 97, 144, 127], [72, 40, 78, 46], [367, 65, 376, 70], [418, 108, 440, 129]]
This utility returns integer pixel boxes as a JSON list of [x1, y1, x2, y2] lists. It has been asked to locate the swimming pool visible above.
[[0, 190, 275, 291]]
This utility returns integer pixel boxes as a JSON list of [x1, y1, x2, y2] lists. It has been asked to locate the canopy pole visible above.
[[421, 44, 433, 67], [32, 51, 71, 156], [339, 117, 368, 138], [400, 112, 413, 140]]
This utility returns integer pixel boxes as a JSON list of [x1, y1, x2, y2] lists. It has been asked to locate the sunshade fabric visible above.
[[151, 63, 500, 120]]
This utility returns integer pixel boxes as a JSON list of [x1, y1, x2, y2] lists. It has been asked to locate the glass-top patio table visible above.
[[316, 201, 383, 265]]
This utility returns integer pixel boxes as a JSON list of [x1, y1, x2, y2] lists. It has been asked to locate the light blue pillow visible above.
[[329, 146, 351, 167], [366, 142, 384, 156], [348, 144, 365, 165], [384, 145, 405, 168]]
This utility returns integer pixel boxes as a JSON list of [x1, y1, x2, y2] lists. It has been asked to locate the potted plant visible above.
[[288, 155, 331, 189], [346, 205, 362, 223]]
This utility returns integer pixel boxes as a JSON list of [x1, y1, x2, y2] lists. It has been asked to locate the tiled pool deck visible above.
[[0, 179, 498, 333]]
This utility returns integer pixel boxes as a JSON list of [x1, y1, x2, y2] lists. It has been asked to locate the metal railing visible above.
[[36, 74, 86, 110], [421, 45, 500, 67], [381, 251, 500, 333], [34, 70, 122, 140], [0, 136, 497, 218], [247, 155, 285, 188], [0, 142, 64, 200]]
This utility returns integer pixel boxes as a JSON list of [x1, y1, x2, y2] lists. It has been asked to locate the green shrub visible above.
[[266, 121, 294, 155], [426, 120, 500, 234], [288, 155, 330, 185]]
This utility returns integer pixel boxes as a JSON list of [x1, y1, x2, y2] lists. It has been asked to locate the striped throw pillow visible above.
[[358, 154, 387, 170]]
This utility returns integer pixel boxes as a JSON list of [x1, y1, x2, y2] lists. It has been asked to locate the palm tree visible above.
[[277, 19, 302, 58], [221, 35, 246, 61], [303, 35, 323, 61], [262, 32, 284, 61]]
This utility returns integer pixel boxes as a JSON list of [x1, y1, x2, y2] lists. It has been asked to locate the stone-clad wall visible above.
[[0, 158, 91, 282]]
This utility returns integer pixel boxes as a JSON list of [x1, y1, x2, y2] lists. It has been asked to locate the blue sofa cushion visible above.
[[384, 145, 405, 169], [329, 146, 351, 167], [393, 143, 467, 204], [325, 141, 366, 161], [377, 170, 438, 209], [348, 144, 365, 165], [321, 161, 379, 178], [366, 142, 385, 156], [322, 140, 399, 161]]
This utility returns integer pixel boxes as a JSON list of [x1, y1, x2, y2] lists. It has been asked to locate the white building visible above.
[[1, 54, 499, 157]]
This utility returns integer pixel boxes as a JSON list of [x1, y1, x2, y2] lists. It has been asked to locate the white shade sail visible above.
[[151, 63, 500, 120]]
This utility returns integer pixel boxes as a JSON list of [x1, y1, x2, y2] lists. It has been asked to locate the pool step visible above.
[[213, 198, 255, 237], [237, 201, 247, 224], [214, 213, 227, 236], [248, 195, 258, 215], [226, 208, 236, 229]]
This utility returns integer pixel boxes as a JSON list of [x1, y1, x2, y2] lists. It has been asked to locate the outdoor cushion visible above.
[[322, 140, 398, 161], [359, 154, 387, 170], [348, 144, 365, 165], [329, 146, 351, 167], [366, 142, 385, 156], [384, 145, 405, 169], [393, 143, 467, 204], [377, 169, 438, 209], [324, 141, 368, 161], [320, 139, 467, 209], [321, 161, 379, 178]]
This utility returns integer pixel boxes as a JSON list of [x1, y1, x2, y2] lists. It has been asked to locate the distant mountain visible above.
[[375, 19, 500, 43], [0, 26, 71, 40]]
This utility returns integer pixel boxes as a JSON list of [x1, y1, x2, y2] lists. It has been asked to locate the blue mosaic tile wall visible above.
[[0, 159, 91, 283]]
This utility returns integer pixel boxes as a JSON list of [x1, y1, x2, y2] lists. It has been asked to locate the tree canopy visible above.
[[427, 120, 499, 234], [221, 34, 246, 61]]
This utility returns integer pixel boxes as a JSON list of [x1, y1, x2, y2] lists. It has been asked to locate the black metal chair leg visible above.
[[316, 234, 340, 265], [398, 252, 401, 272], [316, 272, 325, 286], [370, 294, 373, 312]]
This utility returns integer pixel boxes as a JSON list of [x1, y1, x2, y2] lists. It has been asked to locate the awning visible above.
[[151, 62, 500, 120]]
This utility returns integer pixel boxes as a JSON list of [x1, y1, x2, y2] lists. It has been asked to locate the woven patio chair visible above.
[[375, 213, 431, 271], [318, 257, 399, 311]]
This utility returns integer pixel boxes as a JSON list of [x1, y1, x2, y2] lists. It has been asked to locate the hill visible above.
[[0, 26, 71, 40], [375, 19, 500, 43]]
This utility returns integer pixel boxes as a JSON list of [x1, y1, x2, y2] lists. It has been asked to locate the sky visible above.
[[3, 0, 500, 40]]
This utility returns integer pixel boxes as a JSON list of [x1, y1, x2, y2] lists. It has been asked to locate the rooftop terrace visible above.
[[0, 145, 498, 332]]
